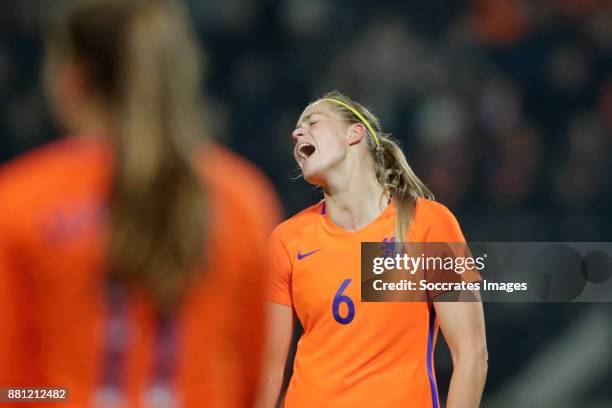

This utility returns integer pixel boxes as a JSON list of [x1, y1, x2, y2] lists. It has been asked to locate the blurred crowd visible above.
[[1, 0, 610, 241], [0, 0, 611, 406], [187, 0, 612, 244]]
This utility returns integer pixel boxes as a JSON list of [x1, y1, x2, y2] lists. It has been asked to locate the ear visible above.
[[45, 59, 93, 133], [65, 61, 93, 99], [346, 123, 366, 146]]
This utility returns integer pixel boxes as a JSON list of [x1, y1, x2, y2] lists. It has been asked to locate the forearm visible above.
[[446, 353, 488, 408], [255, 369, 284, 408]]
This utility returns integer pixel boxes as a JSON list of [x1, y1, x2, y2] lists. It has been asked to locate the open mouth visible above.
[[297, 143, 316, 160]]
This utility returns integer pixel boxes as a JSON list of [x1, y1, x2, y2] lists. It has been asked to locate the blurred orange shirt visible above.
[[267, 198, 466, 408], [0, 136, 281, 407]]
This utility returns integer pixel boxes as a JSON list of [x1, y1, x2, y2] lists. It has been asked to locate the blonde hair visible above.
[[47, 0, 207, 310], [320, 91, 434, 246]]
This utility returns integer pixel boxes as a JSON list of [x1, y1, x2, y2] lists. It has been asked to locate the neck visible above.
[[322, 156, 388, 232], [69, 101, 115, 138]]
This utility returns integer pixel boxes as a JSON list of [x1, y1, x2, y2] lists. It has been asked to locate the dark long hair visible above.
[[47, 0, 207, 310]]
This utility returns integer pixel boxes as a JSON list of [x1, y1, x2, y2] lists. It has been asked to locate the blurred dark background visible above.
[[1, 0, 610, 406]]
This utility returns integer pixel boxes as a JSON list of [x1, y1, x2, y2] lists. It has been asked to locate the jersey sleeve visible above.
[[421, 201, 482, 294], [266, 227, 292, 307], [422, 201, 466, 243]]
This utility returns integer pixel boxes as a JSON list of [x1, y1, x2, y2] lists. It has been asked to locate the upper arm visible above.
[[433, 301, 487, 360], [256, 302, 294, 408], [426, 201, 487, 357], [266, 227, 293, 307], [264, 302, 294, 371]]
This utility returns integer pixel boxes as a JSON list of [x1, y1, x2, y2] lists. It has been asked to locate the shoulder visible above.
[[411, 198, 464, 242], [0, 136, 107, 180], [414, 198, 457, 224], [203, 144, 273, 193], [270, 201, 324, 242], [0, 136, 109, 211], [198, 143, 282, 237], [266, 202, 322, 276]]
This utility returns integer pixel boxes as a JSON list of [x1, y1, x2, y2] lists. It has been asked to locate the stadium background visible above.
[[0, 0, 610, 406]]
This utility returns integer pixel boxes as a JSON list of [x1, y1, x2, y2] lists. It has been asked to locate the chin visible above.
[[301, 166, 325, 186]]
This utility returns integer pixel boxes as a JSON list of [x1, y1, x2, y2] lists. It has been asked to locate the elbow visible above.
[[453, 344, 488, 375], [479, 347, 489, 377], [475, 344, 488, 366], [265, 368, 285, 386], [472, 344, 488, 371]]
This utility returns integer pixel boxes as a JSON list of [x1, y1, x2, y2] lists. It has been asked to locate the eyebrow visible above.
[[295, 112, 322, 130]]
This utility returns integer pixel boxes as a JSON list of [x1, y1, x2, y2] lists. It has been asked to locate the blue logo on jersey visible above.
[[382, 236, 395, 257], [297, 249, 321, 260]]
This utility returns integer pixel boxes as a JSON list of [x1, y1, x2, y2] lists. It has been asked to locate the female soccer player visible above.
[[259, 91, 487, 407], [0, 0, 279, 407]]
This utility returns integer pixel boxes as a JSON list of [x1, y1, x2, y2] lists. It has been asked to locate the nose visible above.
[[292, 127, 305, 144]]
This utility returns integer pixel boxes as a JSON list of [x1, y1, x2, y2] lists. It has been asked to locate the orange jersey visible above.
[[0, 136, 281, 407], [267, 198, 466, 408]]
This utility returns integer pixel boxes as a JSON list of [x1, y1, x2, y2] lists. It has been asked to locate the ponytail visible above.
[[321, 91, 433, 246], [48, 0, 207, 310], [375, 137, 434, 249]]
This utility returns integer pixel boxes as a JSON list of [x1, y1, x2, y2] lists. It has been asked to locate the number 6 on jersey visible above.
[[332, 278, 355, 324]]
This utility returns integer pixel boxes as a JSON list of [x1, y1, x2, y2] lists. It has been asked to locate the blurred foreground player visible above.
[[258, 91, 487, 407], [0, 0, 280, 406]]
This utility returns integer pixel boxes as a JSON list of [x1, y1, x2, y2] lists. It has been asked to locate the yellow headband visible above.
[[321, 98, 380, 148]]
